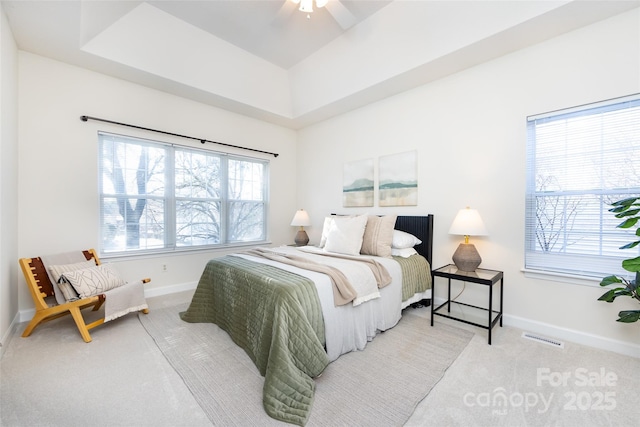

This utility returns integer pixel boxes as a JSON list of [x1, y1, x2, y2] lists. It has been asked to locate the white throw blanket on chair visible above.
[[40, 251, 147, 322]]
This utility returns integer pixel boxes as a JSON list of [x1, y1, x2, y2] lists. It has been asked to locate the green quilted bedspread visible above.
[[180, 255, 329, 426], [394, 254, 433, 301]]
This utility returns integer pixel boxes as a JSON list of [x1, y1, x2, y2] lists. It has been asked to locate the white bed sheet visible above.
[[234, 246, 431, 362]]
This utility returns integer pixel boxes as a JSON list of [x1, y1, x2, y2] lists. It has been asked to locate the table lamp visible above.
[[448, 207, 488, 271], [290, 209, 311, 246]]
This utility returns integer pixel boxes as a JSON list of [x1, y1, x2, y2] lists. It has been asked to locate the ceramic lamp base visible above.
[[294, 230, 309, 246], [452, 243, 481, 272]]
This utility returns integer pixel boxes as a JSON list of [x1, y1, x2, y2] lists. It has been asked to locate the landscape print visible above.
[[343, 159, 374, 207], [379, 151, 418, 206]]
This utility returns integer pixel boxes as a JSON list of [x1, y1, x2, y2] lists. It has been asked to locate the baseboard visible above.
[[1, 311, 20, 358], [504, 313, 640, 359], [432, 297, 640, 358], [143, 281, 198, 299]]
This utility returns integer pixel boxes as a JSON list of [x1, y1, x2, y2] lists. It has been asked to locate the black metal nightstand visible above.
[[431, 264, 504, 344]]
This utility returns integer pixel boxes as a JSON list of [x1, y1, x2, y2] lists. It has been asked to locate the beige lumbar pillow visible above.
[[361, 215, 397, 258]]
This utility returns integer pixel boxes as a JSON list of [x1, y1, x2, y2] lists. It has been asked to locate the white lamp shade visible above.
[[290, 209, 311, 227], [448, 207, 488, 236]]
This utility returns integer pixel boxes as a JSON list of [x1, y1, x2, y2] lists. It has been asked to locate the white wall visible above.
[[296, 9, 640, 354], [8, 4, 640, 357], [17, 53, 299, 313], [0, 5, 19, 350]]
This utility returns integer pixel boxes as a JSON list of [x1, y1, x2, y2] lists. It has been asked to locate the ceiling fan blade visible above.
[[325, 0, 357, 30], [272, 0, 298, 27]]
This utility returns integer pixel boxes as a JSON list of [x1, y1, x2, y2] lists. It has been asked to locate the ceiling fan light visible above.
[[315, 0, 329, 8], [299, 0, 313, 13]]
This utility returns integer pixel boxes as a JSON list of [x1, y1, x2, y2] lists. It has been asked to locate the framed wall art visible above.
[[343, 158, 374, 207], [378, 151, 417, 206]]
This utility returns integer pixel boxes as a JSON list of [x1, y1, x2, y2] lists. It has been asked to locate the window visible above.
[[525, 94, 640, 281], [99, 132, 268, 254]]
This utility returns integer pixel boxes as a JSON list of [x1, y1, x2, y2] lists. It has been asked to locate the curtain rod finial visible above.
[[80, 115, 88, 122]]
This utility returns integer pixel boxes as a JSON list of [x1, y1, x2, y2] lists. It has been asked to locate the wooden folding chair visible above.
[[19, 248, 149, 343]]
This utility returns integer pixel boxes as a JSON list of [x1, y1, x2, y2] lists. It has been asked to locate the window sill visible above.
[[100, 241, 272, 262], [522, 268, 603, 288]]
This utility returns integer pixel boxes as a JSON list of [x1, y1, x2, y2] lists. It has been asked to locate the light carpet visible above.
[[138, 303, 473, 426]]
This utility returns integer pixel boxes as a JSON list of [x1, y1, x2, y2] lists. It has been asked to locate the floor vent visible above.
[[522, 332, 565, 348]]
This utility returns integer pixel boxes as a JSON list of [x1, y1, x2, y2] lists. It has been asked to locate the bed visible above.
[[180, 214, 433, 426]]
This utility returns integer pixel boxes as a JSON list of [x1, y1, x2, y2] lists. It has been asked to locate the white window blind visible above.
[[99, 132, 268, 255], [525, 94, 640, 280]]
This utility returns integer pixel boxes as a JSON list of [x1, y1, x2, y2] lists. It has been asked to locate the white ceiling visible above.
[[149, 0, 393, 68], [3, 0, 639, 129]]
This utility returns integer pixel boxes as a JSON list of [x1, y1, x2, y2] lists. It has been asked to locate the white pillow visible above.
[[48, 259, 97, 302], [323, 215, 368, 256], [391, 247, 418, 258], [319, 216, 335, 248], [60, 264, 126, 299], [319, 215, 358, 247], [392, 230, 422, 249]]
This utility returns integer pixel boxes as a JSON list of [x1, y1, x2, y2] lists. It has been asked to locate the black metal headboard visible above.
[[395, 215, 434, 267]]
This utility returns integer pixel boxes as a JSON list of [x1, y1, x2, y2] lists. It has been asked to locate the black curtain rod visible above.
[[80, 115, 279, 157]]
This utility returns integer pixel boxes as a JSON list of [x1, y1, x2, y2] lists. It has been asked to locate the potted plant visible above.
[[598, 196, 640, 322]]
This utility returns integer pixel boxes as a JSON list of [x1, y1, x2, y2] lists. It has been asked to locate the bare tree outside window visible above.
[[99, 133, 268, 254], [227, 159, 265, 242], [525, 94, 640, 279], [175, 149, 221, 246], [101, 139, 165, 250], [534, 176, 581, 252]]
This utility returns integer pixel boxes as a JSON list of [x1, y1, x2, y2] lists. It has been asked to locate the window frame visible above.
[[524, 94, 640, 283], [98, 132, 269, 257]]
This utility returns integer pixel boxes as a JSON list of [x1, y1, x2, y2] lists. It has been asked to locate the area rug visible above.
[[139, 303, 473, 426]]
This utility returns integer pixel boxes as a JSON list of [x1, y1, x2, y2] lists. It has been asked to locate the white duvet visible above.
[[234, 246, 431, 362]]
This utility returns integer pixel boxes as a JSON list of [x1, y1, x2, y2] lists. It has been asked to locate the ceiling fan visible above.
[[273, 0, 358, 30]]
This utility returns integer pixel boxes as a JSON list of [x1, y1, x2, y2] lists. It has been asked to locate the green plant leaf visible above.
[[619, 241, 640, 250], [611, 197, 639, 207], [600, 275, 622, 287], [615, 289, 632, 297], [617, 217, 639, 229], [616, 310, 640, 323], [598, 289, 616, 302], [614, 208, 640, 218], [599, 286, 632, 301], [622, 256, 640, 273], [601, 197, 640, 322], [611, 197, 636, 206]]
